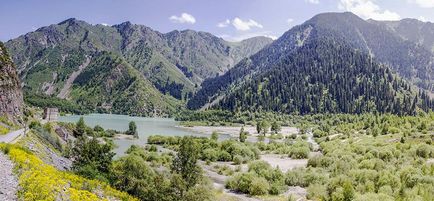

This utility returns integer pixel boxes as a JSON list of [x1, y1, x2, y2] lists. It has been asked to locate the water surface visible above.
[[58, 113, 211, 156]]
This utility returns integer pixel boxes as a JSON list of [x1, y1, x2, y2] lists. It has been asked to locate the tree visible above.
[[74, 117, 86, 137], [112, 154, 159, 200], [171, 136, 202, 190], [239, 127, 247, 143], [261, 120, 270, 135], [271, 121, 281, 134], [126, 121, 138, 138], [256, 120, 270, 135], [256, 122, 262, 134], [94, 125, 104, 132], [211, 131, 219, 141], [71, 136, 115, 180]]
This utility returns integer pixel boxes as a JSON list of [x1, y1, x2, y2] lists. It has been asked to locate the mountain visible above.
[[188, 12, 434, 114], [5, 19, 271, 97], [0, 42, 23, 122], [71, 52, 182, 116], [5, 18, 271, 115], [370, 18, 434, 53]]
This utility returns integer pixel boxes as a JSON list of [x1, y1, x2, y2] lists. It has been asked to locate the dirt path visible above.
[[57, 56, 91, 99], [0, 129, 25, 143], [0, 152, 18, 201]]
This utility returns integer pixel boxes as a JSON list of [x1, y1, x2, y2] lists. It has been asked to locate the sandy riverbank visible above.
[[113, 134, 136, 140], [179, 125, 298, 138]]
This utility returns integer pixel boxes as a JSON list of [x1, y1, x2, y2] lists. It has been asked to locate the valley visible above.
[[0, 2, 433, 201]]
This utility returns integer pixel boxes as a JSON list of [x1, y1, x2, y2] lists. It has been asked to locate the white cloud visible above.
[[306, 0, 320, 4], [338, 0, 400, 21], [418, 16, 428, 22], [217, 19, 230, 28], [287, 18, 294, 25], [219, 31, 277, 42], [101, 23, 109, 26], [232, 17, 263, 31], [409, 0, 434, 8], [169, 13, 196, 24]]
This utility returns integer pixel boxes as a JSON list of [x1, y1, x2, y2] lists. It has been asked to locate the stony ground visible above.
[[0, 152, 18, 201]]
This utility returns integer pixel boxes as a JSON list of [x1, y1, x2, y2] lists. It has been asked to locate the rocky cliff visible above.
[[0, 42, 23, 122]]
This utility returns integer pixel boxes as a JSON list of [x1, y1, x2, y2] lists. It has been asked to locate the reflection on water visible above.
[[58, 113, 213, 156]]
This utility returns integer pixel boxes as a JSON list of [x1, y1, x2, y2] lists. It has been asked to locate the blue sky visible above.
[[1, 0, 434, 42]]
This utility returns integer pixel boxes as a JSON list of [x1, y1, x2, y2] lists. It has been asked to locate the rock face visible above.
[[0, 42, 23, 122]]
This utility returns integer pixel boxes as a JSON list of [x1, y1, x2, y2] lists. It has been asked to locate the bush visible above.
[[289, 147, 310, 159], [307, 183, 328, 200], [269, 181, 286, 195], [248, 160, 272, 177], [233, 155, 244, 165], [285, 168, 306, 186], [29, 121, 41, 129], [218, 150, 232, 161], [202, 148, 219, 162], [249, 177, 270, 195], [416, 144, 431, 158]]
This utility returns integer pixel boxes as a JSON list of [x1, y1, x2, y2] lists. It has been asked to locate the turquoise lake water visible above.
[[58, 113, 211, 156]]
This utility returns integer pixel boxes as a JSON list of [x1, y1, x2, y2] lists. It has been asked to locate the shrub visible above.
[[218, 150, 232, 161], [248, 160, 272, 177], [202, 148, 219, 162], [285, 168, 306, 187], [416, 144, 431, 158], [307, 183, 328, 200], [233, 155, 243, 165], [249, 177, 270, 195], [211, 131, 219, 141], [269, 181, 286, 195], [29, 120, 41, 129], [289, 147, 310, 159]]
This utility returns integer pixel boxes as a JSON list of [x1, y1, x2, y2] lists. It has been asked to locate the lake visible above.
[[58, 113, 216, 156]]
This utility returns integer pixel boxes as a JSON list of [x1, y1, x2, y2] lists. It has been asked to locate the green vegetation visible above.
[[6, 19, 271, 117], [286, 113, 434, 201], [215, 40, 432, 114], [0, 144, 137, 201], [71, 136, 115, 181], [147, 135, 260, 164], [71, 52, 183, 117], [226, 160, 286, 195], [126, 121, 138, 138], [239, 127, 248, 143], [257, 120, 271, 135], [111, 136, 214, 201], [24, 93, 90, 114]]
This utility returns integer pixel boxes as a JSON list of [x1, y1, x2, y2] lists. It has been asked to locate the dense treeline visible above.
[[24, 92, 90, 114], [155, 78, 185, 100], [217, 39, 433, 115]]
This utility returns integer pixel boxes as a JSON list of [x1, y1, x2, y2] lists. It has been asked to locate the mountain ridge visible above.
[[5, 18, 272, 116], [188, 12, 434, 114]]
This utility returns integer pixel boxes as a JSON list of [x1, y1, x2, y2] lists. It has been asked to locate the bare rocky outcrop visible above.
[[57, 56, 90, 99], [0, 42, 23, 123]]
